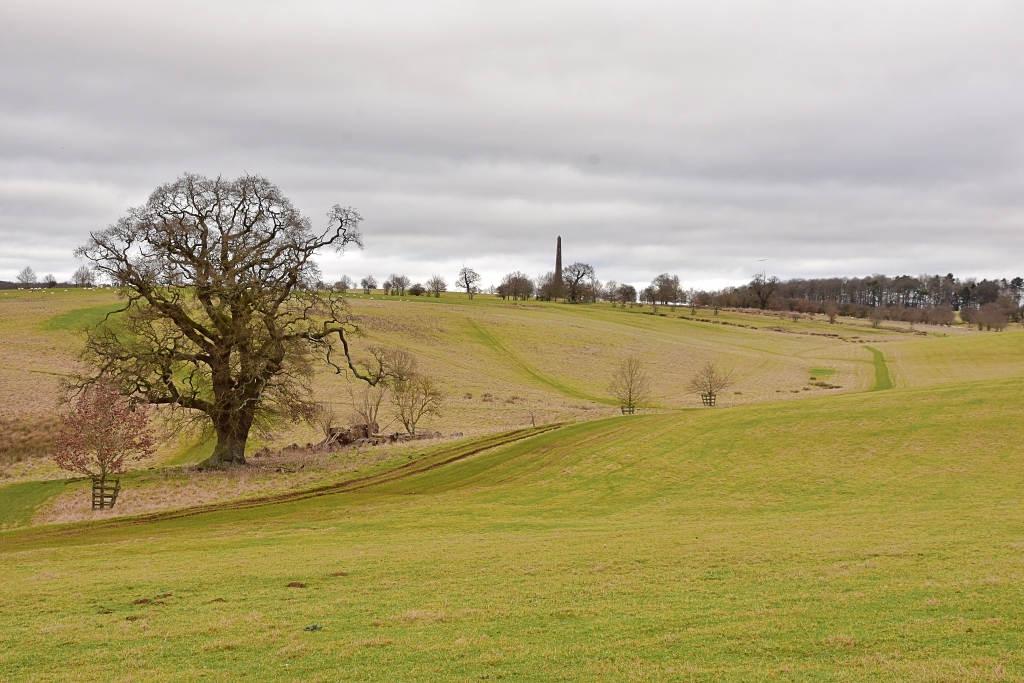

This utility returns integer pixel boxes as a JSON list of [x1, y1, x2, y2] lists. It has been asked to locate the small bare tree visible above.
[[609, 355, 652, 414], [360, 275, 377, 294], [426, 274, 447, 297], [345, 345, 417, 435], [349, 384, 387, 435], [72, 265, 95, 288], [393, 374, 444, 435], [823, 300, 839, 324], [311, 402, 341, 441], [17, 266, 36, 285], [334, 275, 353, 292], [687, 361, 733, 406]]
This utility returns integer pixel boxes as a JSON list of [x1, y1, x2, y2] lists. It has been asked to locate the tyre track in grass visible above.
[[464, 318, 616, 405], [0, 423, 566, 543]]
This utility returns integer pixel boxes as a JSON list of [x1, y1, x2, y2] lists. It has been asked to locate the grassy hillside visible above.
[[0, 287, 885, 475], [3, 287, 1024, 679], [2, 374, 1024, 680]]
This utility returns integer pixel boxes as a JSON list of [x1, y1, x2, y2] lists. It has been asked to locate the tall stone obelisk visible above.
[[554, 236, 563, 296]]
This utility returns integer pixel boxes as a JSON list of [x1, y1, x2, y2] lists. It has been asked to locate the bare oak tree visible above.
[[562, 262, 595, 303], [458, 266, 481, 299], [75, 173, 378, 468], [360, 275, 377, 294], [609, 355, 652, 414], [749, 272, 779, 309]]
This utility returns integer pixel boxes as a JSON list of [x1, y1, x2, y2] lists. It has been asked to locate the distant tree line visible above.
[[698, 273, 1024, 330], [17, 255, 1023, 331]]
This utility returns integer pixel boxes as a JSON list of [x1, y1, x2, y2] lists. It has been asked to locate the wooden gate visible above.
[[91, 476, 121, 509]]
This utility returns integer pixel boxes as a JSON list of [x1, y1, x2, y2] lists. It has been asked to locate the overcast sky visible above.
[[2, 1, 1023, 289]]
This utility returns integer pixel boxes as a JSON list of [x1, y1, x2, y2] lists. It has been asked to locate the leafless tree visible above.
[[978, 302, 1009, 331], [360, 275, 377, 294], [426, 274, 447, 297], [72, 265, 96, 288], [17, 266, 36, 285], [385, 274, 410, 295], [616, 283, 637, 308], [602, 280, 618, 303], [562, 262, 595, 303], [609, 355, 652, 414], [903, 306, 922, 329], [497, 271, 534, 300], [687, 361, 733, 404], [870, 305, 885, 328], [535, 271, 559, 301], [393, 374, 444, 435], [640, 285, 658, 313], [350, 383, 387, 435], [930, 305, 955, 326], [823, 300, 839, 324], [74, 173, 377, 468], [342, 344, 417, 435], [43, 273, 58, 288], [749, 272, 779, 309], [458, 266, 481, 299], [652, 273, 682, 305], [334, 275, 353, 292], [311, 402, 341, 440]]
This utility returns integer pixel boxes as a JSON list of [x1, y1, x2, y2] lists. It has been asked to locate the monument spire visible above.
[[554, 236, 563, 295]]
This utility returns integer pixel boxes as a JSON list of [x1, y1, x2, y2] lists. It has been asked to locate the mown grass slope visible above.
[[2, 374, 1023, 681]]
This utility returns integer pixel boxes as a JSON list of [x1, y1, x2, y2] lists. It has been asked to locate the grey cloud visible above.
[[2, 0, 1023, 288]]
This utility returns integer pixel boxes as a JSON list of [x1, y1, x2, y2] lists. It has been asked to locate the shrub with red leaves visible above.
[[52, 384, 155, 485]]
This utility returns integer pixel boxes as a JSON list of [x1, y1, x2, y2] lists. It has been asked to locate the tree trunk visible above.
[[199, 412, 253, 468]]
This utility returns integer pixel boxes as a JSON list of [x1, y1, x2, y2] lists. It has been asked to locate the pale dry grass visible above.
[[0, 290, 99, 418], [31, 437, 447, 525], [3, 289, 995, 482]]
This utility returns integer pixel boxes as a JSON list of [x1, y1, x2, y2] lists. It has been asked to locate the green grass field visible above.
[[2, 289, 1024, 680]]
